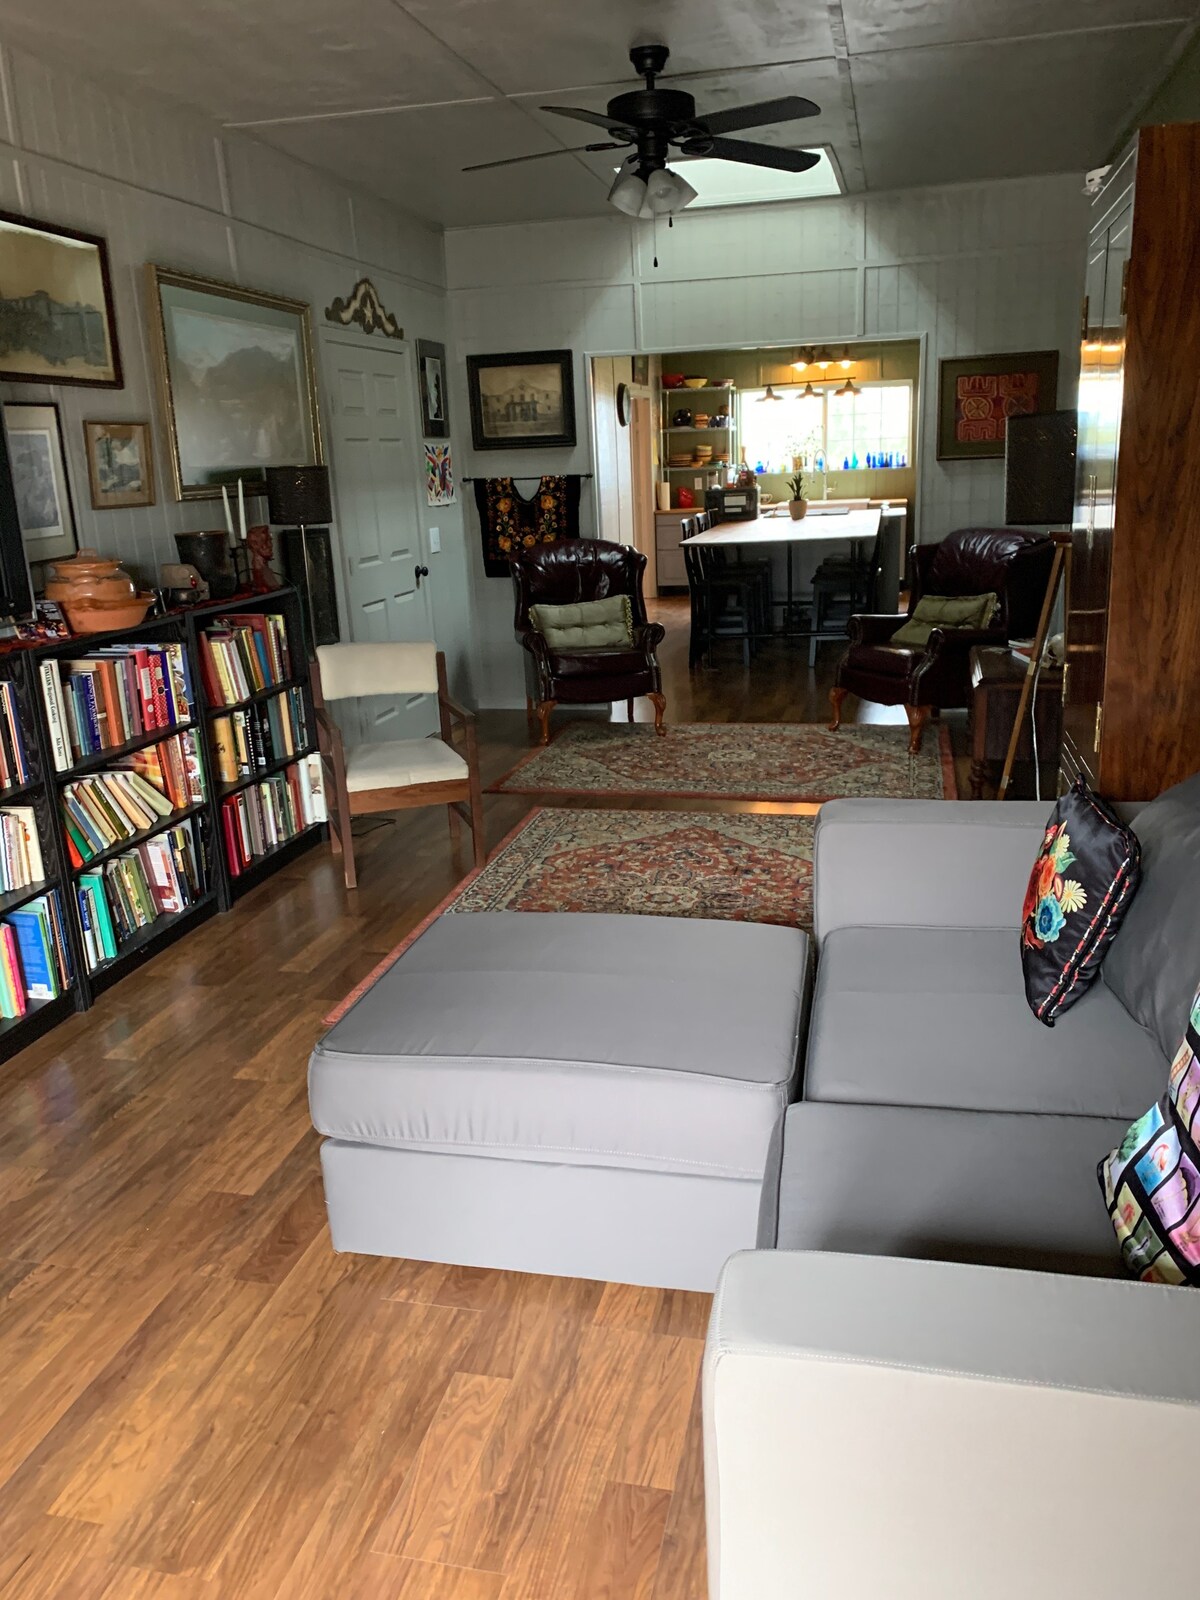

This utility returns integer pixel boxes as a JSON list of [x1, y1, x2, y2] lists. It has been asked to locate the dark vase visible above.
[[174, 531, 237, 600]]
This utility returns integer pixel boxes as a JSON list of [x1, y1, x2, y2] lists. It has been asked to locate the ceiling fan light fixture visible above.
[[607, 163, 650, 217], [644, 165, 697, 215]]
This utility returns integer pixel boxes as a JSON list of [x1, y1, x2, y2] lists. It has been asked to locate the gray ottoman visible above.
[[309, 911, 810, 1290]]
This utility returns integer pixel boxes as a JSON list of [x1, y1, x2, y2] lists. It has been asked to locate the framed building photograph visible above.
[[0, 209, 122, 387], [937, 349, 1060, 460], [146, 264, 322, 500], [83, 420, 155, 509], [2, 402, 78, 563], [416, 338, 449, 438], [466, 349, 575, 451]]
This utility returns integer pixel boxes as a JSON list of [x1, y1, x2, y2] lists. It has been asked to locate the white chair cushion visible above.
[[344, 736, 467, 793]]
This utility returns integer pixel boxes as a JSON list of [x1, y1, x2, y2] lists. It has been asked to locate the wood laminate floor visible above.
[[0, 601, 967, 1598]]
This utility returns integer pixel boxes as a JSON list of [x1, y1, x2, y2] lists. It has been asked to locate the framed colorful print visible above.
[[146, 264, 322, 501], [83, 420, 155, 509], [466, 349, 576, 451], [937, 350, 1059, 460], [417, 338, 449, 439], [0, 209, 122, 387], [2, 402, 78, 563], [424, 443, 456, 506]]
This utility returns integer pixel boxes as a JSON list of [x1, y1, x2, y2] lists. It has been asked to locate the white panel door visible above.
[[324, 336, 435, 743]]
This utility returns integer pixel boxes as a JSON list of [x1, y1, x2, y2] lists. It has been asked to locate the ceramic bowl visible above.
[[682, 376, 708, 389], [712, 377, 735, 388], [662, 373, 685, 389], [62, 593, 156, 635]]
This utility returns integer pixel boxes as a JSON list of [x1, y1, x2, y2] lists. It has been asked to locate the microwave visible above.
[[705, 485, 759, 523]]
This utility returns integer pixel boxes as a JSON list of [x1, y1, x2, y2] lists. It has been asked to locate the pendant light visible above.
[[791, 348, 812, 373], [839, 345, 853, 369], [835, 375, 859, 397], [757, 384, 783, 402], [798, 381, 818, 399], [815, 347, 833, 370]]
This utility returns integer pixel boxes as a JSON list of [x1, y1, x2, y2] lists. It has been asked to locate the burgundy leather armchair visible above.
[[512, 538, 667, 745], [829, 527, 1055, 752]]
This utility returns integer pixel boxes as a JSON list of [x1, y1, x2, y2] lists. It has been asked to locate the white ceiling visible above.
[[3, 0, 1197, 226]]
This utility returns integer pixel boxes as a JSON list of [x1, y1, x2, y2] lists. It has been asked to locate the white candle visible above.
[[220, 483, 234, 538], [237, 477, 248, 542]]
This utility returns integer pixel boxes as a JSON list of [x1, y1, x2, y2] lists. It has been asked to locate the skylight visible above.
[[673, 148, 842, 208]]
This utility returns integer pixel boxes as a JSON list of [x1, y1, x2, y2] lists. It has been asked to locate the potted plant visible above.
[[787, 471, 808, 520]]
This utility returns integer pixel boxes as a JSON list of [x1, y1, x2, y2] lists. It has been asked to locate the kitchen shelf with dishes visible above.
[[660, 375, 739, 500], [0, 584, 326, 1063]]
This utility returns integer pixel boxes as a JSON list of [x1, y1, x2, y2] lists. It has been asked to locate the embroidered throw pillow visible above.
[[1098, 983, 1200, 1285], [530, 595, 634, 649], [1021, 777, 1141, 1026], [890, 592, 998, 649]]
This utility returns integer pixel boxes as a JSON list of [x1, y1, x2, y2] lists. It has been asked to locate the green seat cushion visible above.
[[891, 592, 999, 649], [530, 595, 634, 649]]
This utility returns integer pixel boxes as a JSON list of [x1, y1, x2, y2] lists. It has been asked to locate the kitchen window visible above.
[[739, 381, 914, 475]]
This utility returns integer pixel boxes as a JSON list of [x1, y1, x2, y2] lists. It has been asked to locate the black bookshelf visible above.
[[0, 584, 323, 1063]]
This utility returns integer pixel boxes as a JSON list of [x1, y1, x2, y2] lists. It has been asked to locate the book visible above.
[[0, 922, 25, 1017], [40, 661, 72, 772], [79, 872, 118, 962], [9, 903, 57, 1000], [212, 715, 238, 785]]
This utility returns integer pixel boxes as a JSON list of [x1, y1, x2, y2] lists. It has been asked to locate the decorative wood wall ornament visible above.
[[323, 278, 403, 340]]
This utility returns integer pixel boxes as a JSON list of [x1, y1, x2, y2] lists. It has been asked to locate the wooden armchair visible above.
[[312, 642, 485, 889]]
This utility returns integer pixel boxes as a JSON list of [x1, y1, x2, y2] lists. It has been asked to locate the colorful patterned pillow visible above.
[[1021, 777, 1141, 1026], [1099, 984, 1200, 1285]]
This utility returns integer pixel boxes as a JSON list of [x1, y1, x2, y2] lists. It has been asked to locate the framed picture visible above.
[[416, 338, 449, 438], [2, 403, 77, 563], [424, 442, 456, 506], [146, 264, 322, 500], [937, 350, 1060, 460], [466, 349, 576, 451], [0, 209, 122, 387], [83, 420, 155, 509], [631, 354, 650, 386]]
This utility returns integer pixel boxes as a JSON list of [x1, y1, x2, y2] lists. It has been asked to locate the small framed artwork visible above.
[[937, 350, 1060, 460], [466, 349, 576, 451], [424, 442, 456, 506], [146, 264, 322, 500], [631, 354, 650, 386], [2, 402, 77, 563], [0, 209, 123, 387], [416, 338, 449, 438], [83, 420, 155, 509]]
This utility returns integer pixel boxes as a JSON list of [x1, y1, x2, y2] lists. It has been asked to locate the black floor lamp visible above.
[[1000, 410, 1078, 799], [265, 465, 340, 656]]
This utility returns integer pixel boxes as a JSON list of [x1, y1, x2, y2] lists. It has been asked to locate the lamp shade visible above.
[[265, 464, 331, 526], [1005, 412, 1078, 526]]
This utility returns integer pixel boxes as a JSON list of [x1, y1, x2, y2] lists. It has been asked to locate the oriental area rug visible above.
[[324, 806, 817, 1025], [491, 720, 956, 802]]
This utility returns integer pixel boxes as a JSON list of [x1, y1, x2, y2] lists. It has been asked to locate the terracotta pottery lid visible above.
[[49, 548, 125, 577]]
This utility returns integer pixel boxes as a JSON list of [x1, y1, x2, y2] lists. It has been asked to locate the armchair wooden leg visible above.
[[648, 691, 667, 736], [336, 794, 357, 890], [536, 700, 556, 745], [905, 703, 931, 754], [829, 685, 848, 732]]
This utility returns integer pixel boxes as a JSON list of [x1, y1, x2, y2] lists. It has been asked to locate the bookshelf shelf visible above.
[[204, 677, 304, 716], [226, 821, 324, 902], [70, 802, 206, 877], [216, 745, 318, 801], [0, 876, 57, 920], [0, 779, 42, 806], [55, 721, 197, 783], [0, 987, 78, 1043], [86, 893, 218, 996]]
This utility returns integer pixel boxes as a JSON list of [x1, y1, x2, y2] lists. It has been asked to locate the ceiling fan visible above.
[[463, 43, 821, 217]]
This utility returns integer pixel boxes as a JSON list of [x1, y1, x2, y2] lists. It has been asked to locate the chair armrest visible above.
[[632, 620, 666, 651], [923, 623, 1008, 659], [847, 612, 906, 646], [704, 1250, 1200, 1600], [813, 797, 1052, 942], [437, 687, 476, 726]]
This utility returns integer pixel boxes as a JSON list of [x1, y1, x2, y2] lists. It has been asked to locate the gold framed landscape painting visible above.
[[0, 209, 122, 387], [146, 265, 322, 501], [83, 420, 155, 509]]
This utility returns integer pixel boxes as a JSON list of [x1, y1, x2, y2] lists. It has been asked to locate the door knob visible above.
[[415, 564, 430, 588]]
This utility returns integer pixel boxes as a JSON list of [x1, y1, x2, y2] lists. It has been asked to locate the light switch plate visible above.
[[428, 525, 441, 553]]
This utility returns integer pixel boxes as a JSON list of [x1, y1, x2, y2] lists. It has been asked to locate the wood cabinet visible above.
[[1062, 123, 1200, 799], [654, 510, 691, 590]]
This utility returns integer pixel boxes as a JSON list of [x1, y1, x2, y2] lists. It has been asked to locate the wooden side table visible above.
[[968, 647, 1064, 799]]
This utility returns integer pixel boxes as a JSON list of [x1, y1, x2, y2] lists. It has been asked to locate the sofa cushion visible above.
[[310, 911, 809, 1180], [1020, 778, 1141, 1026], [1103, 769, 1200, 1061], [759, 1100, 1126, 1275], [1099, 982, 1200, 1286], [806, 927, 1164, 1117]]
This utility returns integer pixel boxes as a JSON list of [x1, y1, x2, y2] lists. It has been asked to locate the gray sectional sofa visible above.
[[705, 776, 1200, 1599]]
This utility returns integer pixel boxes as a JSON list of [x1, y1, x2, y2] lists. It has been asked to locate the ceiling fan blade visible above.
[[697, 96, 821, 136], [462, 142, 624, 173], [686, 136, 822, 173], [541, 104, 632, 135]]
